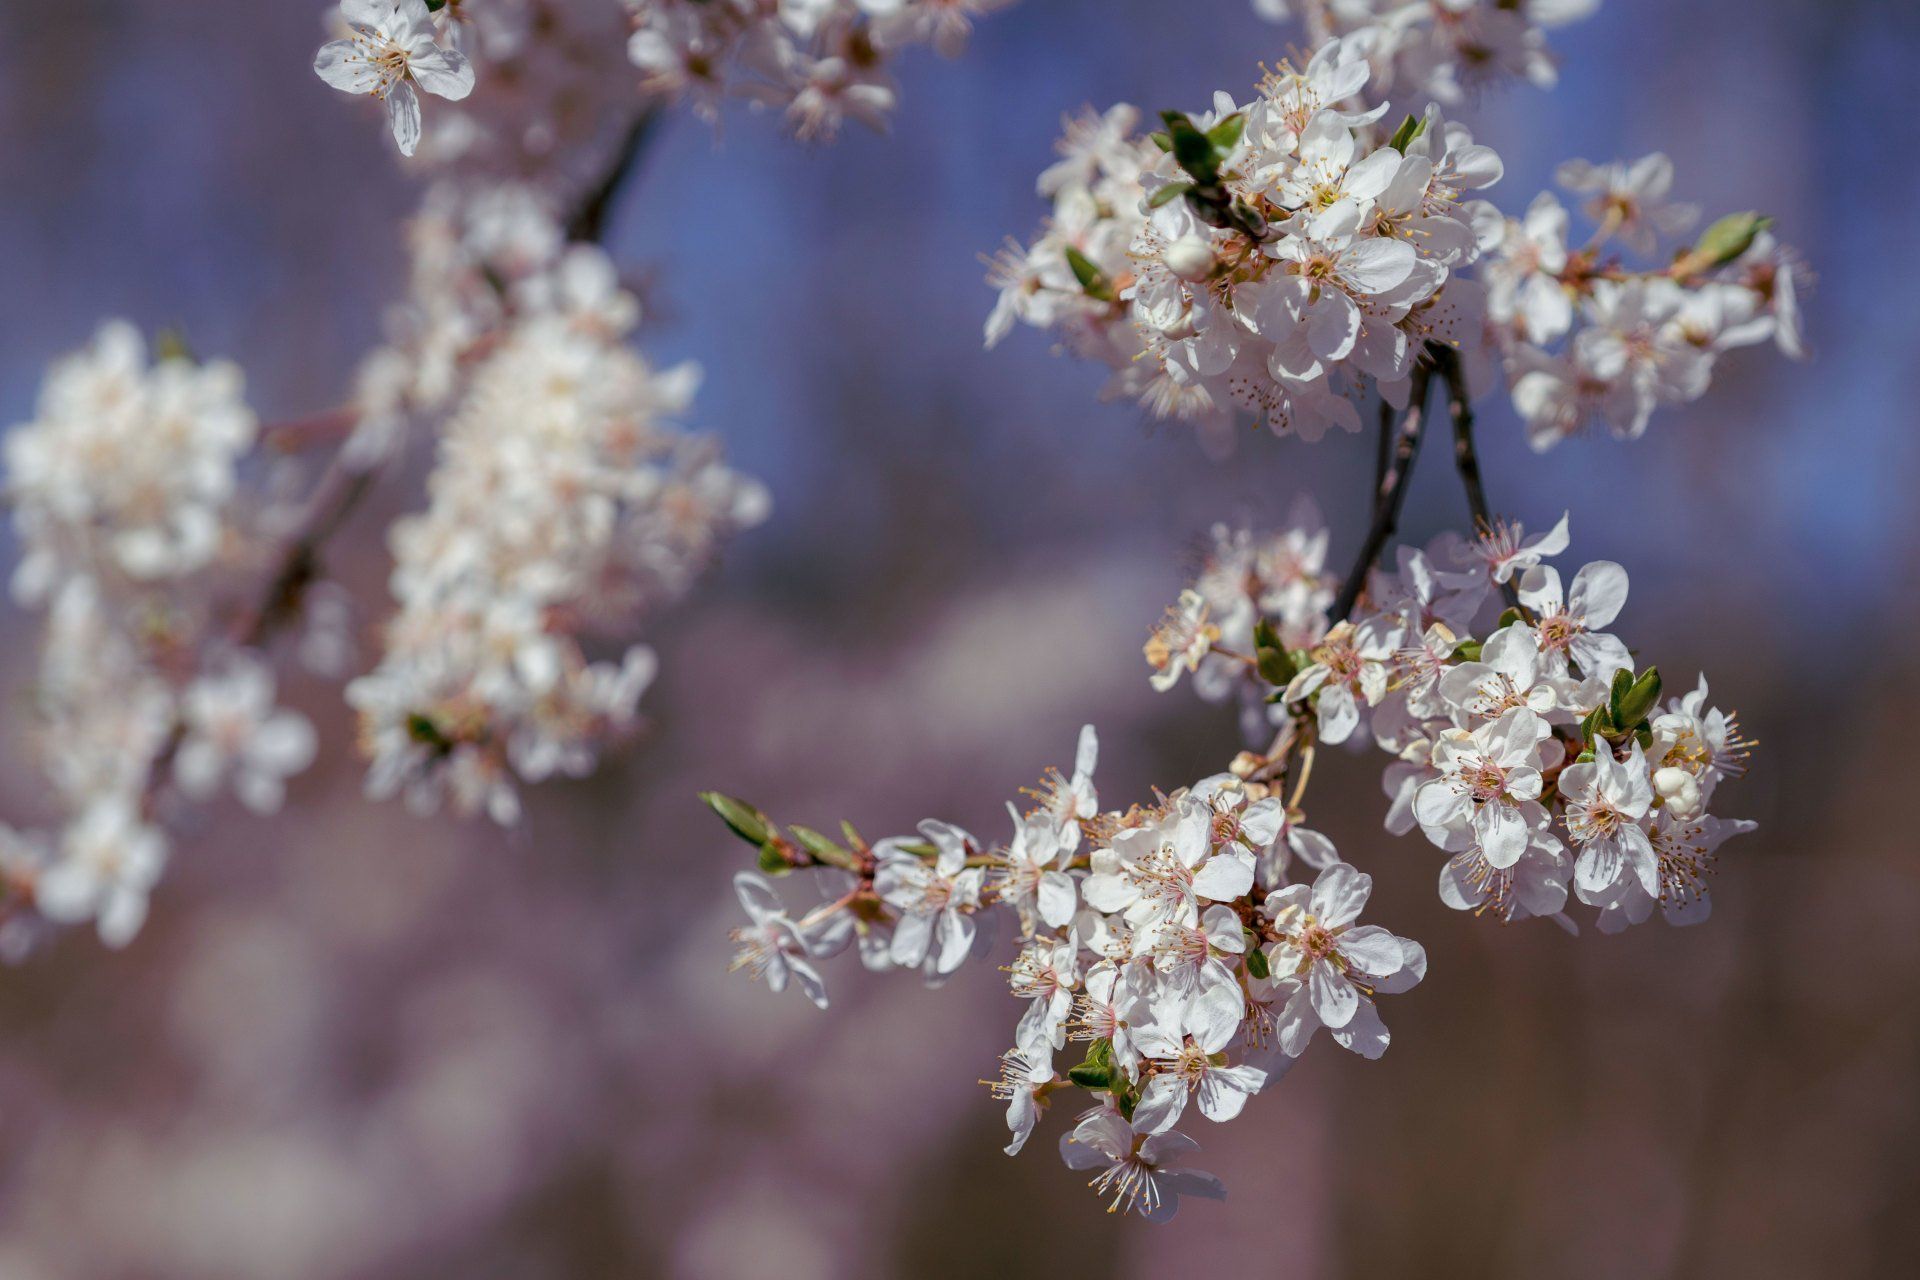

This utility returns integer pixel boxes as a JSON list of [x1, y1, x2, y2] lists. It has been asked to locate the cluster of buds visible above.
[[1483, 158, 1807, 449], [314, 1, 1021, 157]]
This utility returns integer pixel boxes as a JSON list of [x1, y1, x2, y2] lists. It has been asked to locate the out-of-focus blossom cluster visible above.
[[1, 326, 318, 950], [1485, 157, 1808, 449], [989, 42, 1506, 451], [348, 192, 768, 823], [626, 0, 1017, 141], [315, 0, 1021, 157], [1253, 0, 1601, 104]]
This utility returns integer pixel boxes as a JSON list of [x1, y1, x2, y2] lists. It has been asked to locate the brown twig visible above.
[[1329, 361, 1435, 622]]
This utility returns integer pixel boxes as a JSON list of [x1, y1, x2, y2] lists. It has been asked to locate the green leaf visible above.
[[1496, 607, 1524, 631], [1063, 245, 1116, 302], [1690, 212, 1772, 269], [1607, 668, 1635, 726], [1614, 666, 1663, 731], [153, 327, 196, 364], [840, 819, 865, 850], [1453, 640, 1483, 663], [1068, 1039, 1115, 1090], [757, 841, 793, 876], [1206, 112, 1246, 154], [1148, 130, 1172, 153], [1387, 113, 1424, 152], [1148, 181, 1193, 209], [1160, 110, 1221, 185], [700, 791, 773, 847], [1580, 704, 1614, 746], [1245, 945, 1270, 980], [788, 825, 847, 862]]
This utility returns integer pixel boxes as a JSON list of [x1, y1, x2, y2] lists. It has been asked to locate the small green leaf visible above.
[[1206, 112, 1246, 154], [1148, 181, 1193, 209], [700, 791, 773, 846], [1063, 245, 1116, 302], [757, 841, 792, 876], [1245, 945, 1270, 980], [1160, 110, 1221, 185], [1496, 607, 1524, 631], [1690, 212, 1772, 269], [1614, 667, 1663, 731], [1453, 640, 1483, 663], [1068, 1039, 1116, 1090], [153, 327, 196, 364], [1148, 130, 1172, 153], [788, 825, 847, 862], [1387, 113, 1424, 152]]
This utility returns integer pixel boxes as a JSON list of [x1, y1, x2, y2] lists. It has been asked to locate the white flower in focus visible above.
[[1516, 560, 1632, 681], [987, 1047, 1057, 1156], [729, 872, 831, 1008], [1131, 983, 1266, 1132], [875, 820, 986, 978], [1263, 862, 1422, 1057], [316, 0, 476, 157], [1559, 737, 1658, 901], [1413, 708, 1554, 866], [1058, 1110, 1225, 1221]]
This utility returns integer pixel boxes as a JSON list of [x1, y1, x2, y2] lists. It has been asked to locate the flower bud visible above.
[[1163, 235, 1216, 283], [1652, 766, 1702, 820]]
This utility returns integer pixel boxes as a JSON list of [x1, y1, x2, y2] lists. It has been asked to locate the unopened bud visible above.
[[1163, 235, 1216, 283], [1652, 766, 1702, 820]]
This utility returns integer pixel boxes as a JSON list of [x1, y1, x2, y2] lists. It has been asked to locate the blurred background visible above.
[[1, 0, 1916, 1275]]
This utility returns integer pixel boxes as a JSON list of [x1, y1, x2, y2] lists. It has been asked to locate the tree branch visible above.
[[1432, 344, 1523, 612], [566, 108, 663, 243], [1330, 362, 1435, 622]]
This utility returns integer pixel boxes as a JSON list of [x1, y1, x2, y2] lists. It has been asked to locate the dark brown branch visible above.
[[1330, 361, 1435, 621], [1433, 344, 1523, 612], [566, 108, 663, 243]]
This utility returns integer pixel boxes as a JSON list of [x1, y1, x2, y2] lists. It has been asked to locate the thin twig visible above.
[[1433, 344, 1525, 614], [1329, 362, 1434, 621], [566, 108, 663, 243]]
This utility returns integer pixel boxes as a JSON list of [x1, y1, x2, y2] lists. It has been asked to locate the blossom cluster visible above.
[[712, 723, 1425, 1219], [348, 191, 768, 823], [990, 42, 1508, 450], [987, 52, 1803, 455], [315, 0, 1020, 158], [1484, 157, 1807, 449], [1253, 0, 1601, 106], [0, 326, 318, 949], [709, 506, 1756, 1216], [1170, 507, 1755, 931]]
